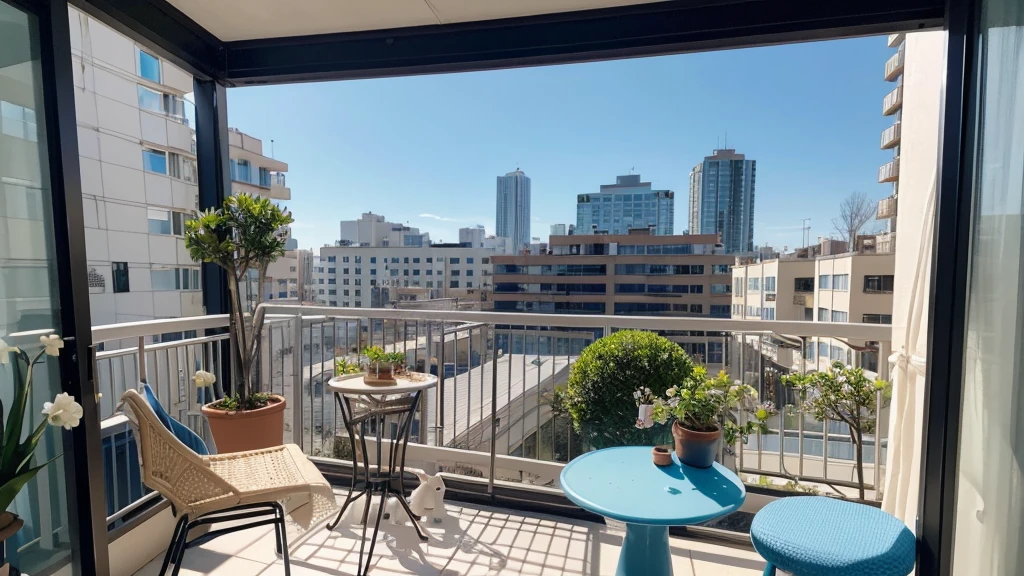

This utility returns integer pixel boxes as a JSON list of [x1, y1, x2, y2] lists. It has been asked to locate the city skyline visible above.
[[226, 36, 897, 252]]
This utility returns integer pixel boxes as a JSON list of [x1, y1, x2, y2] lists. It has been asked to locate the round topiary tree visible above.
[[557, 330, 695, 449]]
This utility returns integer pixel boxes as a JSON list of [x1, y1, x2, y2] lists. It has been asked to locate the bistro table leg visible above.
[[616, 523, 672, 576]]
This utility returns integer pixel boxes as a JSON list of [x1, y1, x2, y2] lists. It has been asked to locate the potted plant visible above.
[[651, 366, 773, 468], [554, 330, 695, 449], [1, 335, 83, 574], [363, 346, 405, 383], [334, 357, 364, 381], [185, 193, 294, 452], [782, 362, 891, 500]]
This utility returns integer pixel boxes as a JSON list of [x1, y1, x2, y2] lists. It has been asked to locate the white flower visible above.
[[0, 338, 19, 364], [193, 370, 217, 387], [666, 387, 677, 398], [41, 393, 83, 430], [40, 334, 64, 357]]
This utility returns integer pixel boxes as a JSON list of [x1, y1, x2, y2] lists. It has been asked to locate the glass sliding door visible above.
[[0, 0, 72, 572], [951, 0, 1024, 572]]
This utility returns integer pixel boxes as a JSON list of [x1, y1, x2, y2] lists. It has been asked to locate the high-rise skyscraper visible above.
[[496, 169, 531, 251], [688, 149, 756, 253], [576, 175, 674, 235]]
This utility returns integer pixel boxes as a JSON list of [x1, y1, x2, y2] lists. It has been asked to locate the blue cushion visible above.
[[141, 383, 209, 456], [750, 496, 915, 576]]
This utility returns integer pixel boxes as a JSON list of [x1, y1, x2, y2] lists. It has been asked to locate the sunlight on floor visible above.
[[133, 490, 766, 575]]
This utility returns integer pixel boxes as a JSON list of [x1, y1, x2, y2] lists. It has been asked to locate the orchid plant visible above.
[[0, 334, 83, 516], [650, 366, 774, 446]]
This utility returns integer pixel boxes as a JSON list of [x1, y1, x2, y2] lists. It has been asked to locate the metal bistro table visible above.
[[325, 372, 437, 576], [560, 446, 746, 576]]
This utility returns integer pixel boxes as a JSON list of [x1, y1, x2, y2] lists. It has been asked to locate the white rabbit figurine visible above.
[[388, 470, 446, 525]]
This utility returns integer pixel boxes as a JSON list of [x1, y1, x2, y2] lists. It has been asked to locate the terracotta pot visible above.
[[1, 512, 23, 576], [202, 394, 286, 453], [672, 420, 721, 468], [652, 446, 673, 467]]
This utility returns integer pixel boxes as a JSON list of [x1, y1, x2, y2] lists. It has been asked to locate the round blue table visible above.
[[560, 446, 746, 576]]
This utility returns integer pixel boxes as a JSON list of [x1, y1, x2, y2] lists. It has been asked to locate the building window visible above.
[[355, 268, 361, 274], [450, 280, 459, 288], [466, 281, 474, 288], [818, 342, 829, 358], [863, 313, 893, 324], [342, 256, 349, 263], [450, 258, 460, 264], [733, 277, 745, 296], [819, 275, 831, 290], [355, 289, 361, 296], [427, 281, 434, 288], [831, 310, 849, 322], [466, 257, 474, 264], [150, 269, 178, 290], [451, 270, 460, 277], [147, 208, 171, 235], [711, 283, 731, 295], [289, 265, 296, 273], [747, 277, 760, 291], [403, 269, 409, 276], [355, 256, 362, 264], [412, 269, 420, 275], [354, 301, 362, 307], [142, 148, 168, 174], [343, 268, 349, 274], [804, 342, 815, 360], [761, 307, 776, 320], [832, 274, 850, 291], [112, 262, 130, 293], [343, 279, 349, 285], [712, 264, 730, 275], [354, 278, 362, 286], [817, 307, 830, 322], [391, 257, 399, 264], [466, 270, 474, 277], [370, 257, 376, 264], [403, 257, 409, 264], [1, 101, 38, 142], [370, 269, 377, 276], [328, 256, 336, 263], [137, 85, 164, 113], [343, 289, 349, 296], [318, 279, 324, 284], [426, 270, 433, 276], [259, 167, 271, 187], [390, 269, 399, 276], [329, 300, 337, 306], [764, 276, 776, 292], [794, 277, 814, 291], [863, 275, 895, 293], [427, 257, 433, 263], [138, 49, 161, 82], [328, 268, 336, 274], [328, 279, 336, 284]]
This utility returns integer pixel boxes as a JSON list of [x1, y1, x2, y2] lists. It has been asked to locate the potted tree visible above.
[[651, 366, 773, 468], [782, 362, 891, 500], [554, 330, 695, 449], [1, 334, 83, 574], [185, 193, 294, 453]]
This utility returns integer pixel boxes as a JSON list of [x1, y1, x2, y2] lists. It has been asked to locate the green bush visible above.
[[558, 330, 695, 448]]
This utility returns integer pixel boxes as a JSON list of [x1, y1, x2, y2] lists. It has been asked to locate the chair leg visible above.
[[168, 516, 191, 576], [762, 562, 777, 576], [159, 515, 189, 576], [273, 503, 291, 576]]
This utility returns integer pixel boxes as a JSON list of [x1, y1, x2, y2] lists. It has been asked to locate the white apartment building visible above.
[[315, 244, 496, 308], [339, 212, 430, 247], [69, 8, 294, 329], [71, 7, 202, 328], [459, 225, 513, 254]]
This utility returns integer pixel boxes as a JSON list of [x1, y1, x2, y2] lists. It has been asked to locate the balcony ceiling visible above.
[[164, 0, 669, 41]]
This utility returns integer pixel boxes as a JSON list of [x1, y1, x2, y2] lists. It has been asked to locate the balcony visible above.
[[881, 121, 901, 149], [887, 33, 905, 47], [884, 45, 905, 82], [877, 231, 897, 253], [879, 157, 900, 183], [878, 195, 898, 219], [883, 84, 903, 116], [81, 306, 892, 576]]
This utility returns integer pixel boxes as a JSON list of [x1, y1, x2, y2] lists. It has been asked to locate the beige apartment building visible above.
[[492, 231, 733, 366], [732, 244, 895, 374]]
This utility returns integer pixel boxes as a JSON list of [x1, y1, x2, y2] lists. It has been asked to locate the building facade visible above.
[[688, 149, 756, 253], [876, 34, 905, 252], [575, 174, 674, 235], [338, 212, 430, 247], [315, 244, 497, 308], [495, 169, 531, 251]]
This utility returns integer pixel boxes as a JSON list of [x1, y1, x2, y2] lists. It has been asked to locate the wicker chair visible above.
[[120, 389, 336, 576]]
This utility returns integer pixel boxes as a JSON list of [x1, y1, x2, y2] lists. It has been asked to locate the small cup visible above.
[[652, 446, 673, 467]]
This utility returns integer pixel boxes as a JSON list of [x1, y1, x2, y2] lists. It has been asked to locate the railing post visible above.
[[489, 324, 499, 496], [875, 339, 891, 500], [291, 314, 304, 449], [137, 336, 147, 384]]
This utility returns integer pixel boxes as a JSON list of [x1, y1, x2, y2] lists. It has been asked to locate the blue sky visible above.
[[227, 36, 896, 252]]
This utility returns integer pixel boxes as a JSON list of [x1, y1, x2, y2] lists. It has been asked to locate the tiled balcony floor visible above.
[[134, 490, 766, 576]]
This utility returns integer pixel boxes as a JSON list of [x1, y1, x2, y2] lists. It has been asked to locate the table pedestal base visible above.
[[617, 524, 672, 576]]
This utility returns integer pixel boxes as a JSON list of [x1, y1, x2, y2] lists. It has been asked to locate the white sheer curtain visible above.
[[950, 2, 1024, 573]]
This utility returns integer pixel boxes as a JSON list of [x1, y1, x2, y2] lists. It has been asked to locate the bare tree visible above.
[[831, 191, 875, 246]]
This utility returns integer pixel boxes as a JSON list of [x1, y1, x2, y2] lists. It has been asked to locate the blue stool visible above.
[[750, 496, 915, 576]]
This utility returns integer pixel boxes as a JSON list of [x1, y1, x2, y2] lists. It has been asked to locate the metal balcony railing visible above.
[[884, 45, 905, 82], [881, 121, 901, 149], [93, 306, 893, 541], [879, 158, 900, 183]]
